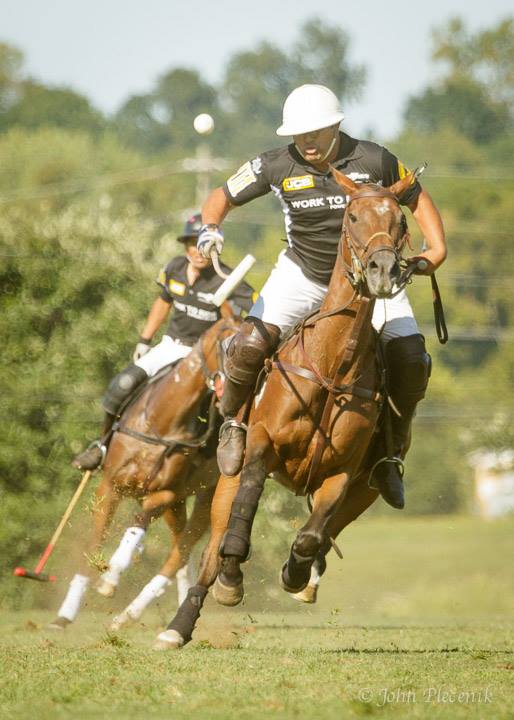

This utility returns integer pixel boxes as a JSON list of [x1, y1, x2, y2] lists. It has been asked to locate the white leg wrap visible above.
[[176, 563, 195, 605], [101, 526, 146, 587], [123, 574, 172, 621], [309, 564, 321, 587], [57, 574, 90, 621]]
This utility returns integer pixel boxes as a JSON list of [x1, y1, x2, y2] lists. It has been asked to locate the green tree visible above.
[[0, 80, 105, 135], [114, 69, 218, 155], [403, 17, 513, 144], [0, 42, 23, 112]]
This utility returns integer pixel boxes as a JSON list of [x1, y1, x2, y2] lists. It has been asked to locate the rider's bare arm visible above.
[[406, 189, 447, 274], [201, 187, 234, 226], [139, 296, 172, 341]]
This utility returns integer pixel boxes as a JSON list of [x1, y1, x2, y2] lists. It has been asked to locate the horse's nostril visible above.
[[369, 260, 378, 270], [392, 261, 400, 276]]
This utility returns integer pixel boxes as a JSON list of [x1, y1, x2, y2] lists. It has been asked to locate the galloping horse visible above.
[[49, 316, 240, 630], [155, 169, 416, 649]]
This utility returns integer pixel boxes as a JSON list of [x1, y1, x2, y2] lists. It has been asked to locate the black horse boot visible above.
[[370, 334, 431, 509], [72, 364, 148, 471], [217, 319, 280, 476]]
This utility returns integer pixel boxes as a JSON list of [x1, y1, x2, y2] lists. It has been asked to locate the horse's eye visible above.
[[348, 212, 357, 223]]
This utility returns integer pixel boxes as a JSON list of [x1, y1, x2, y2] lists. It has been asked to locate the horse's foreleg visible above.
[[49, 475, 120, 628], [281, 471, 349, 594], [213, 423, 271, 606], [154, 474, 240, 650], [292, 476, 379, 604], [97, 488, 177, 597]]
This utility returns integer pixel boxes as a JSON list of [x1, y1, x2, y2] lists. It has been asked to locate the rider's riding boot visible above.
[[370, 334, 431, 509], [72, 364, 148, 471], [217, 319, 280, 476]]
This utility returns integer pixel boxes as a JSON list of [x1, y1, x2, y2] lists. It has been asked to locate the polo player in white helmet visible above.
[[197, 84, 447, 509]]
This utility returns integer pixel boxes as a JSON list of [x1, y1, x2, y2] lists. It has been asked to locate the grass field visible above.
[[1, 516, 513, 719]]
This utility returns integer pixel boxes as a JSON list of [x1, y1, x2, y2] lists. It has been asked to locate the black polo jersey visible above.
[[223, 132, 422, 285], [157, 256, 255, 345]]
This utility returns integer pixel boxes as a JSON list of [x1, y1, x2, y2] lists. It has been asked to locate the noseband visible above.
[[342, 188, 408, 291]]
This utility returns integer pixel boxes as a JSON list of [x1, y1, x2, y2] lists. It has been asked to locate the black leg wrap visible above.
[[220, 484, 263, 560], [283, 532, 321, 591], [167, 585, 208, 643], [102, 364, 148, 415]]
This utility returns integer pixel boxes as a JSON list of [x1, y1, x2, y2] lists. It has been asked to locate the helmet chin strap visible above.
[[295, 127, 339, 163]]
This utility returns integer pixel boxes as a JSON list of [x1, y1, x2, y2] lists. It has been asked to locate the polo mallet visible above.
[[14, 470, 93, 582], [211, 252, 256, 306]]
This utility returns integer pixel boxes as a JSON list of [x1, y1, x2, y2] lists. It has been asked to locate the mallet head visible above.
[[13, 567, 56, 582]]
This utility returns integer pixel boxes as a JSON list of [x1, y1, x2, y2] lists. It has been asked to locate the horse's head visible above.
[[331, 166, 413, 298]]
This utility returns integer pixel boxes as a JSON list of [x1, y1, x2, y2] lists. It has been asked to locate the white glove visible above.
[[197, 224, 224, 259], [133, 339, 151, 362]]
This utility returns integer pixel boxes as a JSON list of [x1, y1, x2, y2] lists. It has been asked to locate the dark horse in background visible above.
[[49, 316, 240, 631], [155, 169, 418, 649]]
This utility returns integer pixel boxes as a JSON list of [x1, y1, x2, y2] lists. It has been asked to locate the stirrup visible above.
[[87, 439, 108, 468], [368, 456, 404, 489], [218, 419, 248, 439]]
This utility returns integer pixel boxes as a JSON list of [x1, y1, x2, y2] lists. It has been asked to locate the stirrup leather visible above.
[[368, 455, 405, 489]]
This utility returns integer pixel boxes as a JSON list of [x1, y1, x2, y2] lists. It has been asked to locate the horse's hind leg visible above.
[[213, 423, 272, 607], [49, 474, 121, 628], [97, 488, 178, 598], [281, 471, 349, 594], [109, 500, 188, 630], [154, 473, 240, 650]]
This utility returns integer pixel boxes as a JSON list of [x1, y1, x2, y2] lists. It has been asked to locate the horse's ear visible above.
[[387, 172, 416, 199], [329, 165, 359, 194]]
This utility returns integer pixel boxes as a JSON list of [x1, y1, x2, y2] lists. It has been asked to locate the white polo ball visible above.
[[193, 113, 214, 135]]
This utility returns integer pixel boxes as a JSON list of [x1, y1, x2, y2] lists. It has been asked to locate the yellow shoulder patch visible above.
[[157, 268, 166, 286], [169, 280, 186, 296], [283, 175, 315, 192], [397, 160, 415, 183]]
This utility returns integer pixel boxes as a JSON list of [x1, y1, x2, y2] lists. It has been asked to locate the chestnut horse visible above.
[[156, 170, 416, 649], [49, 316, 240, 630]]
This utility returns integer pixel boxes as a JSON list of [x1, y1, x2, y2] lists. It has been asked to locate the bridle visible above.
[[341, 188, 410, 293]]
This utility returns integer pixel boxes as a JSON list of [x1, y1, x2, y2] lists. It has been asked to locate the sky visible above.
[[1, 0, 512, 140]]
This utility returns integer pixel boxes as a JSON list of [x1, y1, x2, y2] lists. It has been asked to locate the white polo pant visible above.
[[135, 335, 192, 377], [250, 251, 419, 342]]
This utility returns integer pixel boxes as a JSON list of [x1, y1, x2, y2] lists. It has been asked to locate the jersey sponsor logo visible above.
[[174, 300, 218, 322], [169, 280, 186, 296], [251, 157, 262, 175], [227, 161, 256, 197], [290, 195, 346, 210], [196, 291, 215, 303], [283, 174, 315, 192], [346, 172, 370, 182]]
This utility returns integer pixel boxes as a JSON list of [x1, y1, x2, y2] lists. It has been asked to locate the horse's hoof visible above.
[[291, 583, 318, 604], [212, 575, 244, 606], [96, 580, 117, 598], [153, 629, 184, 650], [279, 563, 309, 594], [110, 612, 132, 631], [46, 616, 71, 630]]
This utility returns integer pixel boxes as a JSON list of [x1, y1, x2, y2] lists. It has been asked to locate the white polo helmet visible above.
[[276, 84, 344, 136]]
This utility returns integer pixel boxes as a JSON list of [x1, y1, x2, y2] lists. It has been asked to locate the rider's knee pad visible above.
[[102, 363, 148, 415], [385, 334, 431, 404], [225, 317, 280, 386]]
